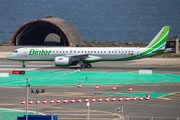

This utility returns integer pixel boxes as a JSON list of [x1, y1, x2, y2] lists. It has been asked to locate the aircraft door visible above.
[[136, 47, 140, 56], [23, 48, 28, 57]]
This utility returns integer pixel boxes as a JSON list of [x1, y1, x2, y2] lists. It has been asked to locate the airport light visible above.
[[31, 88, 45, 115]]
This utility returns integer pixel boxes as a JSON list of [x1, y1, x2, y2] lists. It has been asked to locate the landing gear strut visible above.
[[22, 61, 26, 68]]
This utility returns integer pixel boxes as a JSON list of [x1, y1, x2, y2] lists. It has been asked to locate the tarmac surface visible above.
[[0, 57, 180, 119]]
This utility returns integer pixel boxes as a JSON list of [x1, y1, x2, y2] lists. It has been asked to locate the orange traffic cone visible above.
[[105, 96, 109, 102], [36, 100, 40, 104], [29, 100, 33, 104], [21, 98, 26, 105], [91, 96, 96, 102], [78, 82, 82, 88], [118, 96, 123, 101], [98, 97, 102, 102], [112, 85, 116, 90], [139, 96, 143, 101], [56, 99, 61, 103], [132, 96, 136, 101], [112, 97, 116, 101], [43, 99, 47, 104], [125, 97, 129, 101], [145, 94, 150, 100], [129, 86, 133, 91], [64, 97, 68, 103], [78, 97, 82, 103], [95, 84, 99, 89], [71, 98, 75, 103], [84, 98, 89, 102], [50, 98, 54, 104]]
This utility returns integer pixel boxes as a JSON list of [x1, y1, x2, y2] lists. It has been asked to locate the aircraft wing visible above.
[[65, 54, 89, 58]]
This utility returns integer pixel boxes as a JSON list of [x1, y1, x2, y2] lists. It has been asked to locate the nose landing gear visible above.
[[21, 61, 26, 68]]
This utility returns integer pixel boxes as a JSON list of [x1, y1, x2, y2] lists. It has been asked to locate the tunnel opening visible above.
[[12, 21, 69, 46]]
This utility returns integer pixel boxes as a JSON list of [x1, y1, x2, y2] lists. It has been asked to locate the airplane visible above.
[[6, 26, 171, 68]]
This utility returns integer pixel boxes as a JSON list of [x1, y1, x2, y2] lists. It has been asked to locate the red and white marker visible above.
[[105, 97, 109, 102], [111, 97, 116, 101], [145, 94, 150, 100], [21, 99, 26, 105], [132, 96, 137, 101], [139, 96, 143, 101], [71, 98, 75, 103], [78, 97, 82, 103], [129, 86, 133, 91], [64, 97, 68, 103], [95, 84, 99, 89], [50, 98, 54, 104], [125, 97, 129, 101], [112, 85, 116, 90], [36, 100, 40, 104], [118, 96, 123, 101], [84, 98, 89, 102], [29, 100, 33, 104], [91, 96, 96, 102], [78, 83, 82, 88], [43, 99, 47, 104], [98, 97, 103, 102], [56, 99, 61, 103]]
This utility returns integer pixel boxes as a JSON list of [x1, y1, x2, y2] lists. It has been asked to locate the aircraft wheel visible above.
[[22, 65, 26, 68], [81, 64, 86, 68], [86, 64, 92, 68]]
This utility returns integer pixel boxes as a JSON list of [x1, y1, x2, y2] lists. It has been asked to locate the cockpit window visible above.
[[13, 50, 18, 53]]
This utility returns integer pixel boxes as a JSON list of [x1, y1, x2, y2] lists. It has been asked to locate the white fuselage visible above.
[[8, 47, 143, 61]]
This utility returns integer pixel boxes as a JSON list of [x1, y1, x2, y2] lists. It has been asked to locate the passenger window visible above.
[[85, 51, 86, 53], [91, 51, 93, 53], [119, 51, 121, 53], [122, 51, 124, 53], [112, 51, 114, 53], [66, 51, 68, 53], [109, 51, 111, 53], [125, 51, 127, 53], [88, 51, 90, 53], [70, 51, 72, 53], [56, 51, 58, 53], [94, 51, 96, 53], [78, 51, 80, 53], [63, 51, 65, 53], [53, 51, 55, 53], [97, 51, 99, 53], [104, 51, 106, 53], [81, 51, 83, 53], [74, 51, 76, 53], [60, 51, 61, 53], [115, 51, 117, 53]]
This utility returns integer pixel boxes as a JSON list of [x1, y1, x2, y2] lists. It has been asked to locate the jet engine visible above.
[[55, 57, 72, 66]]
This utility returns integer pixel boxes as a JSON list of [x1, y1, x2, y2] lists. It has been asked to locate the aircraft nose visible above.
[[6, 53, 13, 59]]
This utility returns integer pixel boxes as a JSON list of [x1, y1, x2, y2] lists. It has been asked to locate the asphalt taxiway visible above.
[[0, 58, 180, 119]]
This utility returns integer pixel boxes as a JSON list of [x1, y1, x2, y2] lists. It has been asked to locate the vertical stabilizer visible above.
[[146, 26, 170, 50]]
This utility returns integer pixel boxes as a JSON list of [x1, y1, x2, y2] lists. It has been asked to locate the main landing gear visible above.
[[78, 59, 92, 68], [21, 61, 26, 68], [81, 64, 92, 68]]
